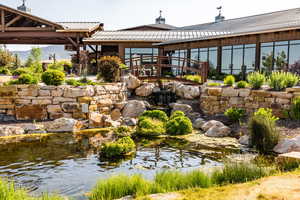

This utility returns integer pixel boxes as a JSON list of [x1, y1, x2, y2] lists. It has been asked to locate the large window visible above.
[[208, 47, 218, 69], [125, 48, 158, 66], [221, 44, 256, 75], [289, 40, 300, 68]]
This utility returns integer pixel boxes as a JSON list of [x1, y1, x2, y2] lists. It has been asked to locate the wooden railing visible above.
[[124, 56, 208, 84]]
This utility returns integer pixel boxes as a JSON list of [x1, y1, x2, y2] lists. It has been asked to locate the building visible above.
[[84, 7, 300, 79]]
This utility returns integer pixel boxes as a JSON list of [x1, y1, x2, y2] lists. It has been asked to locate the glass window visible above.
[[261, 42, 274, 47], [289, 44, 300, 66], [244, 47, 256, 73], [290, 40, 300, 45], [221, 47, 232, 74], [260, 46, 274, 72], [208, 47, 217, 69], [274, 45, 288, 70], [199, 48, 208, 62], [191, 49, 199, 61], [232, 46, 243, 74]]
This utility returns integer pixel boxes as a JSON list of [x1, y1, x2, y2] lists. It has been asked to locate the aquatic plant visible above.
[[166, 116, 193, 135], [224, 107, 245, 122], [136, 117, 166, 137], [249, 108, 279, 154], [100, 136, 136, 158], [211, 162, 274, 185], [247, 72, 266, 89], [223, 75, 235, 86], [41, 70, 65, 86]]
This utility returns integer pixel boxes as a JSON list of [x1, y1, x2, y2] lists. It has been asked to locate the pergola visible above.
[[0, 4, 103, 62]]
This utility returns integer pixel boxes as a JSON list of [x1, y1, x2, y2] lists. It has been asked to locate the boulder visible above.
[[187, 112, 202, 122], [111, 108, 122, 121], [125, 74, 141, 89], [239, 135, 250, 146], [205, 125, 231, 137], [0, 126, 25, 137], [201, 120, 224, 132], [273, 136, 300, 154], [123, 118, 137, 126], [170, 103, 193, 116], [122, 100, 148, 118], [22, 124, 45, 133], [89, 112, 104, 128], [135, 83, 155, 97], [193, 118, 206, 129], [45, 118, 83, 133], [175, 83, 200, 99]]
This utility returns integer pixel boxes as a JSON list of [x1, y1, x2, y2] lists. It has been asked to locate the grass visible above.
[[0, 178, 63, 200], [89, 162, 276, 200]]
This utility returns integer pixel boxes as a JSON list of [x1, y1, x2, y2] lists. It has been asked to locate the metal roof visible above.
[[83, 30, 231, 43], [120, 23, 177, 31], [57, 22, 102, 31]]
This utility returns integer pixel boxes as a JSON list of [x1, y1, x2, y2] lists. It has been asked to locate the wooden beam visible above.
[[5, 27, 56, 31], [0, 31, 79, 38], [1, 10, 5, 32], [88, 44, 96, 53], [6, 15, 22, 27], [66, 37, 78, 48]]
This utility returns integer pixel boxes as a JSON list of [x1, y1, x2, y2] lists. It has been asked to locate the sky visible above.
[[2, 0, 300, 51]]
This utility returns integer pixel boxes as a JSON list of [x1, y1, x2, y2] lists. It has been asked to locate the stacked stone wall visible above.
[[200, 86, 300, 117], [0, 84, 127, 121]]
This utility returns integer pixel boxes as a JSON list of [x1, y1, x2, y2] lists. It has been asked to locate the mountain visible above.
[[12, 45, 72, 61]]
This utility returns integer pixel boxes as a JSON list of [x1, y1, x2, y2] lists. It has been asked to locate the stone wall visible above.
[[0, 84, 127, 121], [200, 86, 300, 117]]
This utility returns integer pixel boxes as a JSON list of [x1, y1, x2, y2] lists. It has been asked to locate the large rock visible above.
[[45, 118, 83, 133], [135, 83, 155, 97], [205, 124, 231, 137], [0, 126, 24, 136], [193, 118, 206, 129], [170, 103, 193, 116], [239, 135, 250, 146], [111, 108, 122, 121], [122, 100, 148, 118], [125, 74, 141, 89], [273, 136, 300, 154], [123, 117, 137, 126], [201, 120, 224, 131], [16, 105, 47, 120], [175, 83, 200, 99], [89, 112, 104, 128], [22, 124, 45, 133]]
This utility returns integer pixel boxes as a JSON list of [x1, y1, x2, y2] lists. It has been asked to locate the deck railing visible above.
[[124, 56, 208, 84]]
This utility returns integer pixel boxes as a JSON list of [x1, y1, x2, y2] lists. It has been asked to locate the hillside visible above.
[[12, 45, 72, 61]]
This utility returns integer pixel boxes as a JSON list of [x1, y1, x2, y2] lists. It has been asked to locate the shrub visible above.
[[211, 162, 274, 185], [236, 81, 248, 88], [207, 82, 221, 87], [65, 78, 82, 86], [115, 126, 132, 137], [247, 72, 266, 89], [100, 136, 136, 158], [170, 110, 186, 120], [65, 77, 97, 86], [285, 72, 299, 88], [223, 75, 235, 86], [41, 70, 65, 86], [183, 75, 202, 83], [277, 158, 300, 172], [166, 116, 193, 135], [136, 117, 166, 137], [140, 110, 169, 122], [12, 68, 30, 76], [224, 108, 245, 122], [0, 67, 11, 75], [287, 97, 300, 120], [97, 56, 122, 82], [249, 108, 279, 154], [9, 74, 38, 85], [268, 71, 287, 91]]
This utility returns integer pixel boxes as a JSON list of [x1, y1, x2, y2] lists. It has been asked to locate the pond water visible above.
[[0, 140, 228, 200]]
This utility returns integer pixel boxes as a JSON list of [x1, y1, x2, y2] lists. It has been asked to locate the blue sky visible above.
[[2, 0, 300, 50]]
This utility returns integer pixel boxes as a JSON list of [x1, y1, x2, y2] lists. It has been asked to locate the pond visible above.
[[0, 139, 241, 200]]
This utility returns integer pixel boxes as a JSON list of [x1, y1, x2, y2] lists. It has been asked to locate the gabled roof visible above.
[[120, 23, 177, 31], [57, 22, 103, 33], [83, 30, 231, 43]]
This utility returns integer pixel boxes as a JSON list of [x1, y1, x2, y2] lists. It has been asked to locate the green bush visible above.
[[170, 111, 186, 120], [224, 108, 245, 122], [41, 70, 65, 86], [140, 110, 169, 122], [211, 162, 274, 185], [12, 68, 30, 76], [115, 126, 132, 137], [223, 75, 235, 86], [0, 67, 11, 75], [136, 117, 166, 137], [65, 78, 97, 86], [247, 72, 266, 89], [207, 82, 221, 87], [100, 136, 136, 158], [287, 97, 300, 120], [268, 71, 287, 91], [9, 74, 38, 85], [97, 56, 122, 82], [236, 81, 248, 88], [183, 75, 202, 83], [166, 116, 193, 135], [284, 72, 299, 88], [249, 108, 279, 154]]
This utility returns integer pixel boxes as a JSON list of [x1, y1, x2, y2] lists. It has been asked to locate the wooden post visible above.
[[255, 36, 261, 71], [1, 10, 5, 32], [217, 46, 222, 74], [95, 45, 98, 70]]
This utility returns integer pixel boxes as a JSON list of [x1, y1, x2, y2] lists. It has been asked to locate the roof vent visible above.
[[215, 6, 225, 23], [17, 0, 31, 13], [155, 10, 166, 24]]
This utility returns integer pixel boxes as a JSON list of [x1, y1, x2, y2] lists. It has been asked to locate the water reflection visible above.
[[0, 141, 223, 199]]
